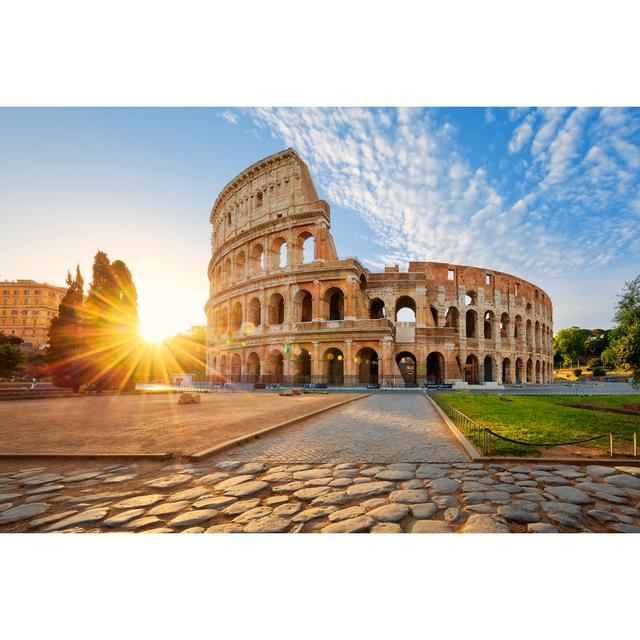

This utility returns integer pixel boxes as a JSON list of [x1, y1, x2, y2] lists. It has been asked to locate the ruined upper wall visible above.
[[210, 149, 329, 253]]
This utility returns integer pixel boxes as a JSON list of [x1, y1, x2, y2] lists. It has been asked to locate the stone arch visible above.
[[526, 358, 533, 383], [322, 286, 344, 321], [396, 351, 417, 385], [272, 237, 287, 269], [395, 296, 416, 322], [483, 310, 495, 339], [500, 312, 510, 339], [292, 346, 312, 383], [466, 309, 478, 338], [359, 274, 367, 291], [502, 357, 512, 384], [430, 306, 439, 327], [535, 321, 541, 353], [370, 298, 385, 319], [465, 354, 479, 384], [246, 352, 261, 383], [267, 348, 284, 382], [235, 251, 246, 280], [230, 301, 243, 332], [526, 319, 533, 350], [219, 354, 228, 380], [535, 359, 541, 383], [426, 351, 445, 384], [445, 307, 459, 332], [483, 355, 496, 382], [323, 347, 344, 384], [223, 258, 232, 285], [250, 243, 265, 273], [230, 353, 241, 382], [465, 291, 477, 305], [247, 297, 261, 327], [219, 306, 229, 335], [268, 292, 285, 325], [357, 347, 378, 385], [298, 230, 315, 264], [515, 357, 523, 383], [514, 315, 523, 341], [293, 288, 313, 323]]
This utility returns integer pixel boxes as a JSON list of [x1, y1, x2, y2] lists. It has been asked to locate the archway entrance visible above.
[[515, 358, 523, 384], [246, 352, 260, 383], [426, 351, 445, 384], [357, 348, 378, 385], [396, 351, 417, 385], [293, 348, 312, 383], [268, 350, 284, 383], [483, 355, 495, 382], [324, 348, 344, 384], [465, 355, 479, 384]]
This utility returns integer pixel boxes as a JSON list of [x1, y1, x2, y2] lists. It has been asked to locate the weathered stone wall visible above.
[[205, 149, 554, 386]]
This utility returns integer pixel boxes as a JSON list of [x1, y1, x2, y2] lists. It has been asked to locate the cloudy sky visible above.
[[1, 107, 638, 339]]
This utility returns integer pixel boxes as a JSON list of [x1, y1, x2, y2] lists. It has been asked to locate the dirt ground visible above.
[[0, 391, 365, 456]]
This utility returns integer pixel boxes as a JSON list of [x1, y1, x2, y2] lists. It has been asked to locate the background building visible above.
[[205, 149, 554, 387], [0, 279, 66, 349]]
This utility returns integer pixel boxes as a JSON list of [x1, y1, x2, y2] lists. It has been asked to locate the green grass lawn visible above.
[[436, 394, 640, 456]]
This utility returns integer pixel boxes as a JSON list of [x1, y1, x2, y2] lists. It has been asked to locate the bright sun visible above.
[[139, 323, 170, 345]]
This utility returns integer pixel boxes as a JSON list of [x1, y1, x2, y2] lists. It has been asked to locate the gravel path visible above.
[[224, 394, 468, 463]]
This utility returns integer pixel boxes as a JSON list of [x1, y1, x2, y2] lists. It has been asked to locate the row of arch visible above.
[[213, 231, 316, 289]]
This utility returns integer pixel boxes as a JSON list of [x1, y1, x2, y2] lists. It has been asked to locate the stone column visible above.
[[344, 339, 354, 384], [311, 341, 321, 381]]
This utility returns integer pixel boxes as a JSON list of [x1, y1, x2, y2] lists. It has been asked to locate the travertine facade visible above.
[[205, 149, 553, 386]]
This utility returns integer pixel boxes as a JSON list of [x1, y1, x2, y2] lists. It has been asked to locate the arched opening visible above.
[[230, 354, 241, 382], [370, 298, 385, 319], [323, 287, 344, 320], [272, 238, 287, 269], [293, 347, 312, 383], [483, 311, 495, 339], [223, 258, 232, 285], [324, 348, 344, 385], [268, 293, 285, 325], [465, 355, 479, 384], [220, 307, 229, 336], [300, 232, 315, 264], [514, 315, 523, 341], [465, 291, 477, 305], [247, 297, 261, 327], [502, 357, 512, 384], [445, 307, 459, 332], [251, 244, 265, 273], [526, 320, 533, 350], [219, 355, 228, 380], [426, 351, 445, 384], [515, 358, 523, 384], [293, 289, 313, 323], [246, 352, 261, 383], [500, 313, 510, 338], [230, 301, 242, 332], [235, 251, 246, 280], [396, 351, 417, 385], [484, 355, 495, 382], [535, 360, 541, 383], [395, 296, 416, 322], [357, 347, 378, 385], [268, 349, 284, 382], [359, 274, 367, 291], [466, 309, 477, 338], [526, 358, 533, 383], [535, 321, 541, 353], [430, 306, 439, 327]]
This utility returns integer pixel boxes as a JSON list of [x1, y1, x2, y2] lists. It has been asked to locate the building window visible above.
[[256, 192, 263, 207], [485, 274, 491, 285], [14, 290, 19, 295], [24, 290, 30, 295], [34, 290, 40, 295], [22, 310, 28, 315], [515, 283, 520, 296], [33, 310, 39, 316], [11, 310, 17, 316], [447, 269, 455, 280]]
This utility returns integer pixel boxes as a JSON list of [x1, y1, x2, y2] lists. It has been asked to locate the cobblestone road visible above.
[[225, 394, 467, 463], [2, 459, 639, 533]]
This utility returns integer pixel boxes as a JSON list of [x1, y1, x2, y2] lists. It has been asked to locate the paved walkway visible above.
[[1, 459, 639, 533], [226, 394, 467, 463]]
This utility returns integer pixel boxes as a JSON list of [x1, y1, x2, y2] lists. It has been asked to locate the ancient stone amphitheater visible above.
[[205, 149, 553, 387]]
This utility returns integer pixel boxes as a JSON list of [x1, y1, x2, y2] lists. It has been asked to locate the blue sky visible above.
[[1, 107, 638, 339]]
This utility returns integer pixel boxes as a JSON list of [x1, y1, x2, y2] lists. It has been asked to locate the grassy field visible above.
[[437, 394, 640, 456]]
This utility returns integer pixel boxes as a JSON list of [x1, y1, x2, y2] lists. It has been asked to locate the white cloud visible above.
[[218, 110, 239, 125], [248, 107, 640, 284], [508, 113, 535, 154]]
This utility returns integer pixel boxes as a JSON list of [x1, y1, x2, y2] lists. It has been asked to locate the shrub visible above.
[[573, 368, 583, 377]]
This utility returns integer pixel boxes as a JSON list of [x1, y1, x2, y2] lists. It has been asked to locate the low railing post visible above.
[[634, 433, 637, 458], [609, 432, 613, 457]]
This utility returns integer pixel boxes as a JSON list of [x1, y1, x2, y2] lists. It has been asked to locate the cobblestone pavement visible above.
[[1, 459, 639, 533], [225, 394, 467, 463]]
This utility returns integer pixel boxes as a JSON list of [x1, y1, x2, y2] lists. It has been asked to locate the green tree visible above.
[[552, 326, 586, 366], [612, 323, 640, 383], [0, 342, 24, 377], [48, 266, 87, 391], [83, 251, 141, 390], [606, 275, 640, 385]]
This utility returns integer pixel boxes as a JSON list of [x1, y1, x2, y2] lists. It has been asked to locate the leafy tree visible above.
[[553, 326, 586, 366], [0, 343, 24, 377], [48, 266, 87, 391], [0, 333, 24, 346], [606, 276, 640, 385], [583, 329, 609, 359], [83, 251, 141, 390], [613, 275, 640, 328]]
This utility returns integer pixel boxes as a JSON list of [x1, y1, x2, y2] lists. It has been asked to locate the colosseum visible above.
[[205, 149, 554, 388]]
